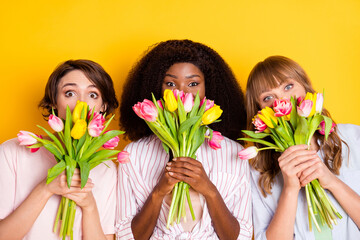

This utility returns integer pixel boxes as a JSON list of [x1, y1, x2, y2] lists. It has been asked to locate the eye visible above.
[[65, 91, 75, 97], [263, 95, 273, 102], [188, 82, 199, 87], [166, 82, 176, 87], [284, 84, 294, 91], [89, 92, 99, 99]]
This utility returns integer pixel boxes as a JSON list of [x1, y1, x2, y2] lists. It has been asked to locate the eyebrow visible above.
[[61, 83, 97, 89], [165, 74, 201, 79]]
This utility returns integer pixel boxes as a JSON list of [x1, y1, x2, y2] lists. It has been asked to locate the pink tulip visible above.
[[252, 115, 267, 133], [297, 99, 313, 117], [17, 131, 38, 146], [157, 100, 164, 110], [103, 133, 120, 149], [88, 113, 105, 137], [238, 146, 258, 160], [273, 98, 292, 117], [183, 93, 194, 112], [318, 120, 336, 135], [48, 114, 64, 132], [132, 99, 158, 122], [315, 93, 324, 114], [200, 97, 215, 111], [173, 89, 185, 101], [207, 131, 224, 150], [117, 151, 130, 163]]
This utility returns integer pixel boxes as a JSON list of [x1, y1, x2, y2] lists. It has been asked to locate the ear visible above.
[[100, 103, 107, 114]]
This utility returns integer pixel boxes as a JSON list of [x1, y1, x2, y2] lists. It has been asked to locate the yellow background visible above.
[[1, 1, 359, 149]]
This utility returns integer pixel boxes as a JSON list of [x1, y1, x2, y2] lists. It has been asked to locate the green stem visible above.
[[59, 198, 69, 237], [53, 197, 64, 233], [166, 183, 179, 228], [305, 184, 321, 232], [186, 184, 195, 220]]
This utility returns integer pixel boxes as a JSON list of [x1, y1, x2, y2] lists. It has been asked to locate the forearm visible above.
[[81, 203, 107, 240], [204, 184, 240, 240], [131, 189, 164, 240], [266, 188, 299, 240], [0, 180, 52, 240], [328, 177, 360, 228]]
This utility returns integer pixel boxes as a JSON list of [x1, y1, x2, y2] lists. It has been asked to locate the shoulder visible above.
[[337, 124, 360, 143], [1, 138, 24, 153]]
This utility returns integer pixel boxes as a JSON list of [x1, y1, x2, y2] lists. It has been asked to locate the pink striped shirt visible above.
[[116, 135, 252, 239]]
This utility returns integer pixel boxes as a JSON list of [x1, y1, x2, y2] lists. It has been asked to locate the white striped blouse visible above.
[[115, 135, 252, 239]]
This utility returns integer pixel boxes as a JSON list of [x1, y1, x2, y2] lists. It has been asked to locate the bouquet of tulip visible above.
[[238, 92, 341, 232], [133, 89, 223, 228], [17, 101, 125, 239]]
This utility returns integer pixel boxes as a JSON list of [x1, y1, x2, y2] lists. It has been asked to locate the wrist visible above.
[[38, 179, 54, 200], [202, 182, 218, 200], [326, 176, 342, 192]]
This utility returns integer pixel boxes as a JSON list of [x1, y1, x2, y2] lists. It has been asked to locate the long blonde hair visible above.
[[246, 56, 345, 197]]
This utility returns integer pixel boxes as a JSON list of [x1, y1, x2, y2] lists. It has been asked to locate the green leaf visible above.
[[189, 126, 207, 156], [294, 117, 309, 145], [36, 125, 65, 154], [290, 96, 298, 130], [242, 130, 270, 139], [269, 128, 287, 149], [26, 142, 43, 148], [189, 93, 200, 118], [238, 137, 280, 149], [178, 116, 201, 135], [64, 106, 73, 158], [323, 116, 333, 141], [43, 143, 63, 161], [275, 124, 295, 146], [64, 155, 77, 188], [76, 131, 87, 156], [78, 161, 90, 189], [177, 96, 186, 124], [100, 114, 117, 135], [46, 160, 66, 184], [162, 142, 170, 154], [163, 108, 177, 138], [152, 93, 165, 124], [87, 149, 120, 164], [79, 130, 123, 161], [307, 115, 324, 144]]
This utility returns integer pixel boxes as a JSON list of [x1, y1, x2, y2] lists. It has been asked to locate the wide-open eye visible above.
[[89, 92, 99, 99], [65, 91, 75, 97]]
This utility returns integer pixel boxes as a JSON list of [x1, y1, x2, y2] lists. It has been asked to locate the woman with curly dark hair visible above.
[[116, 40, 252, 239]]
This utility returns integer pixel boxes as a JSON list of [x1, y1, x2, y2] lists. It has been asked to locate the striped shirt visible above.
[[116, 135, 252, 239]]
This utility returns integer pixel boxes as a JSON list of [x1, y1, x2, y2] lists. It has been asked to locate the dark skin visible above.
[[131, 157, 240, 240]]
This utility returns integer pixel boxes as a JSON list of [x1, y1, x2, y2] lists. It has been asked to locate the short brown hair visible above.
[[39, 59, 119, 117]]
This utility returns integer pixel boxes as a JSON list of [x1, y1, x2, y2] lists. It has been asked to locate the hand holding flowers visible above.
[[238, 92, 342, 232], [133, 89, 224, 227], [18, 100, 126, 239]]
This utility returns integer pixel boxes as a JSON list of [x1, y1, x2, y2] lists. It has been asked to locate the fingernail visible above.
[[169, 172, 174, 176], [166, 166, 171, 170], [173, 158, 177, 161], [167, 162, 172, 166]]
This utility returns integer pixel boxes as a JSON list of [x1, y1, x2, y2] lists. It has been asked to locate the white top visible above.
[[0, 138, 117, 239], [116, 135, 252, 239], [251, 124, 360, 240]]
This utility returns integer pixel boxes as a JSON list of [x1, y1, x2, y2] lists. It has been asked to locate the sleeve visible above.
[[115, 147, 138, 239], [233, 156, 253, 240], [250, 169, 273, 240], [0, 140, 17, 219], [96, 161, 118, 234]]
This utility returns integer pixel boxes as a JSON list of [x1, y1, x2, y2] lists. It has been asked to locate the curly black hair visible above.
[[120, 39, 246, 142]]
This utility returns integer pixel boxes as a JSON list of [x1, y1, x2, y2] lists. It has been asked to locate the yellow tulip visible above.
[[71, 119, 87, 139], [304, 92, 317, 118], [202, 105, 223, 125], [72, 100, 88, 123], [258, 107, 278, 128], [163, 89, 178, 112]]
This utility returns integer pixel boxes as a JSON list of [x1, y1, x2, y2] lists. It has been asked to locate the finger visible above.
[[292, 159, 318, 177], [168, 171, 194, 185], [173, 157, 202, 167], [168, 160, 200, 171], [279, 149, 317, 168], [299, 162, 322, 184], [279, 145, 312, 161], [279, 153, 318, 170]]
